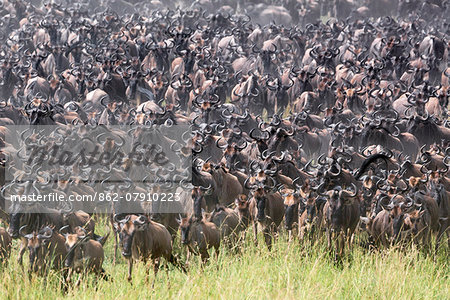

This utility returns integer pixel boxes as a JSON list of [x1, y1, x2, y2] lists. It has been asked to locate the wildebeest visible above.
[[0, 227, 11, 264], [63, 226, 109, 287], [8, 202, 71, 266], [20, 225, 67, 275], [114, 214, 183, 284], [246, 176, 284, 250], [323, 185, 360, 260], [0, 0, 449, 284], [179, 215, 220, 264], [62, 210, 96, 238], [208, 204, 241, 248]]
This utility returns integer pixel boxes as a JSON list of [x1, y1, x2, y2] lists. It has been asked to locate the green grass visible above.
[[1, 218, 448, 299]]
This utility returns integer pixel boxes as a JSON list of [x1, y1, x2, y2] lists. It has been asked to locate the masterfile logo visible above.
[[3, 124, 192, 214]]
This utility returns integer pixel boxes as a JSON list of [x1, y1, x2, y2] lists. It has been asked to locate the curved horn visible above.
[[59, 225, 70, 235], [19, 225, 28, 238], [113, 214, 130, 224], [133, 215, 147, 225], [328, 163, 342, 177], [348, 183, 358, 197], [216, 137, 228, 149], [39, 227, 53, 239]]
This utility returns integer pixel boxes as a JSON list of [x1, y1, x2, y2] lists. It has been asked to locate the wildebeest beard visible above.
[[256, 194, 266, 222]]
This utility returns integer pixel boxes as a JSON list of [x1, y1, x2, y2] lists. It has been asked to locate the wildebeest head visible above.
[[254, 189, 267, 222], [62, 225, 89, 268], [24, 97, 56, 125], [178, 217, 193, 245], [282, 189, 299, 230], [318, 162, 343, 190], [8, 211, 23, 238], [191, 185, 211, 220], [267, 127, 295, 154], [246, 176, 273, 223], [360, 175, 384, 217], [403, 208, 425, 236], [304, 194, 327, 225], [235, 194, 250, 218], [326, 184, 357, 230], [387, 200, 414, 242], [21, 225, 53, 273], [222, 140, 247, 170], [114, 214, 147, 258], [245, 173, 274, 222], [327, 188, 343, 228]]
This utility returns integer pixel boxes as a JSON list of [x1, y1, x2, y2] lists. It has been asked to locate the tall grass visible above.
[[0, 218, 448, 299]]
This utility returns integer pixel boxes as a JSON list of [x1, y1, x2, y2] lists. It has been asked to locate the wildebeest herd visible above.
[[0, 0, 449, 290]]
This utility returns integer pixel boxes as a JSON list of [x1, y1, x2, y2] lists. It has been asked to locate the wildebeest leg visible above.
[[336, 231, 345, 261], [151, 258, 160, 289], [127, 258, 133, 283], [435, 218, 448, 252], [110, 217, 118, 265], [200, 249, 210, 264], [423, 228, 431, 253], [113, 233, 119, 265], [348, 227, 356, 252], [298, 226, 303, 241], [214, 245, 220, 258], [98, 268, 109, 281], [448, 231, 450, 249], [253, 221, 258, 246], [263, 226, 272, 250], [66, 267, 73, 283], [17, 237, 26, 266], [75, 269, 88, 288], [327, 228, 332, 251], [382, 233, 390, 248], [62, 268, 71, 292], [235, 231, 244, 253], [164, 259, 171, 289], [144, 259, 151, 284], [185, 248, 191, 267], [168, 253, 186, 273]]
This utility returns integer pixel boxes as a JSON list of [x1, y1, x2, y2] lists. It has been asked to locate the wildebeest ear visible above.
[[176, 214, 182, 225], [360, 216, 371, 225], [381, 201, 394, 211]]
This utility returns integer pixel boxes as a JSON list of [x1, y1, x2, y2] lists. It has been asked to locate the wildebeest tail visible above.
[[354, 153, 390, 180]]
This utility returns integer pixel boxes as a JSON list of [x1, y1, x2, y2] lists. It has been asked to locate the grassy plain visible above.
[[0, 218, 448, 300]]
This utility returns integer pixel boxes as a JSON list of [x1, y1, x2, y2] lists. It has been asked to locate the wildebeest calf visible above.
[[63, 226, 109, 287], [179, 216, 220, 264]]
